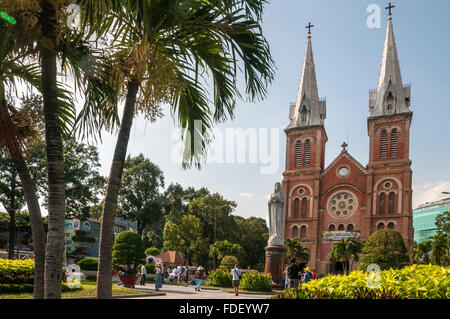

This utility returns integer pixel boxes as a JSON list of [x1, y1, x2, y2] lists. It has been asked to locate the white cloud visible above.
[[239, 192, 254, 198], [412, 181, 450, 209]]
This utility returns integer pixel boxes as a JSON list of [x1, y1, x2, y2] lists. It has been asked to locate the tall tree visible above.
[[76, 0, 274, 298], [117, 154, 165, 237], [329, 238, 362, 275], [284, 237, 309, 265]]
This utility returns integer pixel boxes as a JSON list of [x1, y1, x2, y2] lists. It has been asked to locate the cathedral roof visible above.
[[287, 32, 326, 129], [369, 15, 411, 117], [322, 146, 367, 177]]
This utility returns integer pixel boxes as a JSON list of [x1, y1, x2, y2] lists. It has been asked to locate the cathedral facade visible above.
[[282, 13, 414, 274]]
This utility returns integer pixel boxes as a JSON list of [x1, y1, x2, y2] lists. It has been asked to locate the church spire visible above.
[[288, 24, 326, 129], [369, 6, 410, 116]]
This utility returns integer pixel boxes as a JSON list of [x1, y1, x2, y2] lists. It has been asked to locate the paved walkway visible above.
[[128, 284, 274, 299]]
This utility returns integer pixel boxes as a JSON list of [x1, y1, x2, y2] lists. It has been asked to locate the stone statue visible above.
[[267, 182, 285, 246]]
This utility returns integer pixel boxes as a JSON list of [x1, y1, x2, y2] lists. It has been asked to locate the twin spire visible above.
[[289, 5, 410, 130]]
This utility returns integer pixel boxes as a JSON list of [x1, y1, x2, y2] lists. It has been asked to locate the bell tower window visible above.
[[300, 106, 308, 124], [390, 128, 398, 158], [295, 141, 302, 167], [301, 198, 307, 217], [380, 129, 388, 159], [379, 193, 386, 214], [304, 140, 311, 166]]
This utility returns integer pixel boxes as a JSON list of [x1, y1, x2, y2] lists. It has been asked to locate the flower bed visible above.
[[0, 259, 34, 285], [273, 264, 450, 299]]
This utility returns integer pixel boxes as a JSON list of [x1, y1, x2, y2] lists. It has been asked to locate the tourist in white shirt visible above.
[[230, 264, 242, 296], [140, 264, 147, 286]]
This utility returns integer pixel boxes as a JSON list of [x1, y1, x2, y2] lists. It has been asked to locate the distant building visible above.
[[153, 251, 196, 267], [65, 217, 137, 259], [413, 197, 450, 243]]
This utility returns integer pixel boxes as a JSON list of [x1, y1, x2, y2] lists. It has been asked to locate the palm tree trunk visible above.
[[97, 78, 140, 299], [10, 151, 46, 299], [39, 0, 66, 299], [7, 210, 16, 260]]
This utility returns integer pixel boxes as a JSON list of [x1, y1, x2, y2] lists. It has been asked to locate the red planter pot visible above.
[[119, 275, 139, 288]]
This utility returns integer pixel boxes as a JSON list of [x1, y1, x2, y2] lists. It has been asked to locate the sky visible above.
[[4, 1, 450, 223], [93, 0, 450, 224]]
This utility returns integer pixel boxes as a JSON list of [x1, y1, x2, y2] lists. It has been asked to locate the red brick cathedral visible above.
[[282, 13, 414, 274]]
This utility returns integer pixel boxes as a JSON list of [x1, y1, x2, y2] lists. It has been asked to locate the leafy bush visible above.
[[0, 259, 34, 284], [358, 229, 409, 271], [207, 270, 233, 288], [145, 247, 160, 256], [240, 272, 272, 292], [219, 256, 238, 271], [112, 231, 146, 275], [273, 264, 450, 299], [77, 258, 98, 271], [137, 263, 156, 274], [0, 284, 34, 293]]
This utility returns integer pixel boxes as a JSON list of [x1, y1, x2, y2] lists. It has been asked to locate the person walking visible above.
[[284, 258, 300, 289], [177, 266, 185, 286], [155, 264, 163, 291], [230, 264, 242, 296], [183, 266, 190, 287], [194, 266, 205, 291], [140, 264, 147, 286]]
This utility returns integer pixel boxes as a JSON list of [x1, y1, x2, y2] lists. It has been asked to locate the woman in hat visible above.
[[194, 266, 205, 291], [155, 264, 163, 291]]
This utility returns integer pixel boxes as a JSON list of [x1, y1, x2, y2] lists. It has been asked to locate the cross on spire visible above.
[[306, 22, 314, 35], [385, 2, 395, 16], [341, 142, 348, 152]]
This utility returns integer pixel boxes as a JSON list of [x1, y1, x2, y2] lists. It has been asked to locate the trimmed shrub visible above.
[[359, 229, 409, 271], [77, 258, 98, 271], [0, 284, 34, 293], [0, 259, 34, 284], [273, 264, 450, 299], [112, 231, 146, 275], [240, 272, 272, 292], [145, 247, 160, 256], [207, 270, 232, 288], [219, 256, 238, 271]]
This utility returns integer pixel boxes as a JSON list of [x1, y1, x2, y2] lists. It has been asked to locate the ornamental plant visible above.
[[112, 231, 146, 275], [207, 270, 233, 288], [0, 259, 34, 284], [240, 272, 272, 292], [77, 258, 98, 271], [273, 264, 450, 299]]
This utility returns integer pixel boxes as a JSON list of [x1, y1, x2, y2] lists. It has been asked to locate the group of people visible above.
[[140, 263, 206, 292], [283, 258, 317, 289]]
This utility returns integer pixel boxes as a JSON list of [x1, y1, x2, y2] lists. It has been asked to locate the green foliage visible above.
[[145, 247, 161, 256], [207, 270, 233, 288], [118, 155, 165, 237], [435, 211, 450, 237], [0, 259, 34, 284], [284, 238, 309, 263], [411, 241, 432, 264], [77, 258, 98, 271], [431, 233, 450, 266], [240, 272, 272, 292], [220, 256, 239, 271], [329, 238, 363, 274], [0, 283, 34, 293], [359, 229, 409, 271], [112, 231, 146, 275], [209, 240, 243, 262], [273, 265, 450, 299]]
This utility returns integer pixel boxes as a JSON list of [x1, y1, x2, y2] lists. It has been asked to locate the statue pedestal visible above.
[[264, 245, 285, 285]]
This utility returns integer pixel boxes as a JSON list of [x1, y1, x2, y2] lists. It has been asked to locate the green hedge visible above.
[[77, 258, 98, 271], [273, 264, 450, 299], [207, 270, 233, 288], [0, 259, 34, 284], [240, 272, 272, 292], [137, 264, 155, 274], [0, 282, 80, 293]]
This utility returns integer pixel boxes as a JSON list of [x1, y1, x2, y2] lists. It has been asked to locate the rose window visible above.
[[328, 192, 357, 218]]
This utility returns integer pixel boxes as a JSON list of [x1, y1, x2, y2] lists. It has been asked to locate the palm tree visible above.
[[76, 0, 275, 298], [411, 241, 432, 264], [284, 238, 309, 264], [0, 16, 46, 299], [329, 238, 363, 275]]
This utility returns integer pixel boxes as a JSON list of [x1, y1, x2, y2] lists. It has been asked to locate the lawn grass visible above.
[[0, 280, 154, 299]]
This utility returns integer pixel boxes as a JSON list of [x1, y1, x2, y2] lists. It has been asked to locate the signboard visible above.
[[322, 231, 360, 241], [154, 258, 162, 265], [82, 221, 91, 231], [73, 219, 80, 230]]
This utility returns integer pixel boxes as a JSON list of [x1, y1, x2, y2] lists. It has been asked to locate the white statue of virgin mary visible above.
[[267, 182, 285, 246]]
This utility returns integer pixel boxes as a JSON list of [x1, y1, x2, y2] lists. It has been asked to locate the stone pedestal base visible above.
[[264, 245, 285, 285]]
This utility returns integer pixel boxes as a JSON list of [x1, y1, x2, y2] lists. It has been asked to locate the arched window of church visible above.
[[293, 198, 299, 218], [347, 224, 354, 231], [387, 222, 395, 229], [390, 128, 398, 158], [301, 106, 307, 124], [304, 140, 311, 166], [377, 223, 385, 230], [385, 92, 394, 114], [338, 224, 344, 231], [292, 226, 299, 238], [301, 198, 307, 217], [380, 129, 388, 159], [295, 141, 302, 167], [388, 192, 395, 214], [300, 226, 307, 240], [329, 224, 335, 231], [379, 193, 386, 214]]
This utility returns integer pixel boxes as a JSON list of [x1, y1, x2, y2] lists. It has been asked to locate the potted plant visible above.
[[112, 231, 145, 288]]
